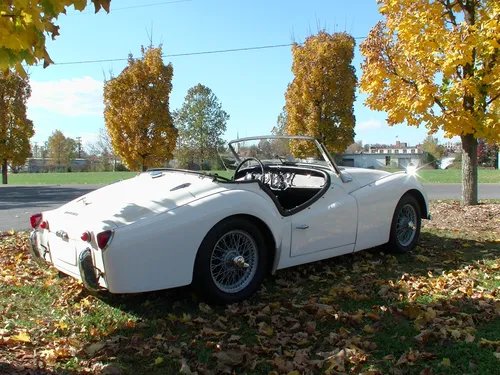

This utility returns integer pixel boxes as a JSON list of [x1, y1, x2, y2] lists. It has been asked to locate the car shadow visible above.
[[92, 229, 498, 319]]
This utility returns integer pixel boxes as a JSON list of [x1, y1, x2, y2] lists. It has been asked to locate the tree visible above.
[[47, 130, 77, 169], [174, 84, 229, 169], [477, 139, 499, 168], [104, 45, 177, 171], [0, 0, 110, 76], [284, 31, 357, 156], [0, 72, 34, 184], [86, 127, 117, 171], [421, 135, 446, 168], [345, 140, 363, 154], [272, 111, 288, 136], [360, 0, 500, 205]]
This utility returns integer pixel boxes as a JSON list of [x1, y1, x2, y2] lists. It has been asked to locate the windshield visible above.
[[223, 136, 336, 171]]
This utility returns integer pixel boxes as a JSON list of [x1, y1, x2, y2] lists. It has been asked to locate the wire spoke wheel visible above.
[[210, 230, 259, 294], [395, 203, 417, 247]]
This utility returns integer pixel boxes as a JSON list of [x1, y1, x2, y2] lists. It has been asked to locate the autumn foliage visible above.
[[0, 72, 34, 184], [103, 46, 178, 171], [360, 0, 500, 205], [0, 0, 110, 75], [284, 31, 357, 155]]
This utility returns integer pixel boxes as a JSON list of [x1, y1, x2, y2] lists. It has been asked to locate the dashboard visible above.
[[236, 167, 327, 190]]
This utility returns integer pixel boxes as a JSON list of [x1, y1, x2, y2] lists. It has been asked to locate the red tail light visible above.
[[40, 221, 49, 230], [96, 230, 113, 250], [81, 231, 91, 242], [30, 213, 43, 229]]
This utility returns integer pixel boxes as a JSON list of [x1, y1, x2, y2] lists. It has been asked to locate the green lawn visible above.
[[0, 201, 499, 374], [413, 168, 500, 183], [4, 168, 499, 185], [5, 170, 234, 185]]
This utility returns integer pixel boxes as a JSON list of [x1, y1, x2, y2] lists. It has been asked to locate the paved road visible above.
[[1, 183, 499, 232], [0, 184, 102, 232]]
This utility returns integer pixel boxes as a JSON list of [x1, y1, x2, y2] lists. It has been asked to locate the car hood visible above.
[[340, 167, 394, 189], [46, 171, 226, 231]]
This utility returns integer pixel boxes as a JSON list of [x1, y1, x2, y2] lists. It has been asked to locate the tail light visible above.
[[30, 213, 43, 229], [40, 221, 49, 230], [96, 230, 114, 250], [81, 231, 91, 242]]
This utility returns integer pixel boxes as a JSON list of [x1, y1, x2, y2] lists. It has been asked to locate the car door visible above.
[[290, 178, 357, 257]]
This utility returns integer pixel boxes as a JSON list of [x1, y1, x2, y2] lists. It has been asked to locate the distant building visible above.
[[25, 158, 89, 173], [443, 141, 462, 153], [341, 140, 427, 169]]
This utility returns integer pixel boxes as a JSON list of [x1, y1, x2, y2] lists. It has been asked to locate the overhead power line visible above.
[[49, 37, 367, 66], [67, 0, 192, 15]]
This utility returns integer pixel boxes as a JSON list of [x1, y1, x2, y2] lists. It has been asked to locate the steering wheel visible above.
[[234, 157, 265, 183]]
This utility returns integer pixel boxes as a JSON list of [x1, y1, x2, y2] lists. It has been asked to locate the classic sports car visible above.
[[29, 136, 430, 303]]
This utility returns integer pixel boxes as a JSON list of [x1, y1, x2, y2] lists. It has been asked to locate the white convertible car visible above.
[[30, 136, 430, 303]]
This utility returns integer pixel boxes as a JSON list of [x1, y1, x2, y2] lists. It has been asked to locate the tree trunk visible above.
[[1, 159, 7, 184], [461, 133, 478, 206]]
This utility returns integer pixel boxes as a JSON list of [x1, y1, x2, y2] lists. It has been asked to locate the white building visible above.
[[342, 141, 427, 169]]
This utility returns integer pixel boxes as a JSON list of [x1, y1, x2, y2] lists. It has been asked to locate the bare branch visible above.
[[485, 92, 500, 107]]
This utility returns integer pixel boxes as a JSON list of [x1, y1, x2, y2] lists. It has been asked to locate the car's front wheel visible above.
[[193, 217, 268, 304], [388, 194, 421, 253]]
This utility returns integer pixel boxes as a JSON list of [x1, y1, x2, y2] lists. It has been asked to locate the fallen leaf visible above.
[[10, 331, 30, 342], [154, 356, 164, 365], [441, 358, 451, 367], [85, 342, 106, 356]]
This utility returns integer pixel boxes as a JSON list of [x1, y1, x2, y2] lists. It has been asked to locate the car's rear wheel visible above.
[[193, 218, 268, 304], [388, 194, 421, 253]]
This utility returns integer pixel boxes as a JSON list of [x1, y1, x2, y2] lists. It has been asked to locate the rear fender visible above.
[[102, 189, 286, 294]]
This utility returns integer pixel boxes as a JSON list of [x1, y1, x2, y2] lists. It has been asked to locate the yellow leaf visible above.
[[154, 356, 164, 365], [363, 325, 375, 333], [415, 255, 430, 263], [56, 320, 68, 329], [441, 358, 451, 367], [10, 331, 30, 342]]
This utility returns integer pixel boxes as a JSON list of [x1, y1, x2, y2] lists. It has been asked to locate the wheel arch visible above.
[[404, 189, 428, 219], [195, 213, 277, 276]]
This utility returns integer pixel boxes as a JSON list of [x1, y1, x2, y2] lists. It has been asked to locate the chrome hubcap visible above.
[[233, 255, 249, 269], [210, 230, 258, 293], [396, 204, 417, 247]]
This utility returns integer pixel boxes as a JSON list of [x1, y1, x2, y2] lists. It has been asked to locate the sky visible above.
[[26, 0, 460, 151]]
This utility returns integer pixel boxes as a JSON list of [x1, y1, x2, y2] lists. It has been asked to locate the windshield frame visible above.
[[227, 135, 340, 175]]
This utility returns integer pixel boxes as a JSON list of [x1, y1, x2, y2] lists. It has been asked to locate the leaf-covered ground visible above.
[[1, 201, 499, 375]]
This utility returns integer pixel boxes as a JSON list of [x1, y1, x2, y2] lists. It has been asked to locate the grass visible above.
[[1, 201, 499, 374], [5, 168, 499, 185], [413, 168, 500, 183], [5, 170, 234, 185]]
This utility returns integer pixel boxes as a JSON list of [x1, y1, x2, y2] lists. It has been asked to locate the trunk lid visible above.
[[47, 171, 225, 231]]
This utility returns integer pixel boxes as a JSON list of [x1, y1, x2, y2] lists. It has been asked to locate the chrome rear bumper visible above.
[[78, 248, 102, 292]]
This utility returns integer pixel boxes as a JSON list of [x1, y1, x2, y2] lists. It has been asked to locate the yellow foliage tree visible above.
[[103, 46, 177, 171], [284, 31, 357, 156], [0, 72, 34, 184], [360, 0, 500, 206], [0, 0, 110, 76], [47, 129, 77, 168]]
